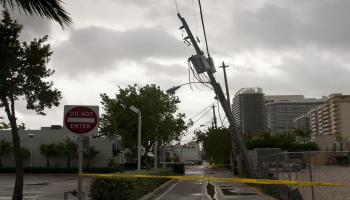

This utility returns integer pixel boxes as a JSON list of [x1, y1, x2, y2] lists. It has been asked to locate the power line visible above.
[[192, 107, 212, 124], [198, 0, 211, 58], [174, 0, 179, 13], [187, 102, 214, 122], [217, 100, 224, 127]]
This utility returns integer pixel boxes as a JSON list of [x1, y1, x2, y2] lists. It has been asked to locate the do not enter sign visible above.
[[64, 105, 99, 135]]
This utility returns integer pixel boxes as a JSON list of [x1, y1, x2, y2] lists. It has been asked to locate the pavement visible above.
[[0, 174, 91, 200], [150, 165, 275, 200], [0, 165, 275, 200]]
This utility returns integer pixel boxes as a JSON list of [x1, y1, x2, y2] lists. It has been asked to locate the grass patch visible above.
[[90, 169, 173, 200]]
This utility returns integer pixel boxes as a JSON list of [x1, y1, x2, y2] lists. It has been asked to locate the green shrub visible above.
[[90, 170, 172, 200]]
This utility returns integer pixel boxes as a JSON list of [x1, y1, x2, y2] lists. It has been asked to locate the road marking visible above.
[[80, 173, 345, 187], [154, 180, 181, 200]]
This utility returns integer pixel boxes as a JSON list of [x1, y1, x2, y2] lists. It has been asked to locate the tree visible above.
[[1, 0, 72, 27], [244, 133, 319, 151], [0, 11, 62, 200], [100, 84, 190, 166], [39, 143, 59, 167], [196, 127, 231, 165], [19, 147, 30, 161], [84, 146, 99, 168], [0, 139, 12, 167], [59, 137, 77, 168], [294, 128, 311, 144]]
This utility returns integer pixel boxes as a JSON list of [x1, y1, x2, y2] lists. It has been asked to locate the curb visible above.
[[139, 179, 175, 200]]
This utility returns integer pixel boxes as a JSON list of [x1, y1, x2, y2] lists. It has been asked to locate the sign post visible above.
[[64, 105, 99, 200]]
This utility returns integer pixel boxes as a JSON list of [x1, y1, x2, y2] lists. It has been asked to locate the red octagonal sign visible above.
[[64, 106, 98, 135]]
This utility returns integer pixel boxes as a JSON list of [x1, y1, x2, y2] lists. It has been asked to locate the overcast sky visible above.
[[2, 0, 350, 142]]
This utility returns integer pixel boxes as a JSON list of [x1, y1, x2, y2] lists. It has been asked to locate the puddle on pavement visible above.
[[221, 188, 258, 196], [206, 182, 216, 200], [25, 182, 50, 186]]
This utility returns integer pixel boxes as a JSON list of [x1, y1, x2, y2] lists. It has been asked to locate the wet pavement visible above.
[[0, 174, 91, 200], [150, 165, 275, 200]]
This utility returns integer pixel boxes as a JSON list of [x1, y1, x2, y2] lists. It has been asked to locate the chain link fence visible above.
[[257, 151, 350, 200]]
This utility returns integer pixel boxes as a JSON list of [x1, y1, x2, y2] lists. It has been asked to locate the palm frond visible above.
[[1, 0, 72, 27]]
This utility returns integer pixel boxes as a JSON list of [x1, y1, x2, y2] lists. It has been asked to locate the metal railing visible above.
[[257, 151, 350, 200]]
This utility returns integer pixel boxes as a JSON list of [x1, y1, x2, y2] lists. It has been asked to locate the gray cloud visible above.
[[227, 50, 350, 97], [52, 26, 190, 76], [4, 9, 52, 41], [217, 0, 350, 52]]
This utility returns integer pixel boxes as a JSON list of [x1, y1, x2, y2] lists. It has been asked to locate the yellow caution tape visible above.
[[80, 173, 344, 187]]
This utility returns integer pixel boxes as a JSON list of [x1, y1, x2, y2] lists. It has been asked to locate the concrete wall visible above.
[[313, 134, 336, 150], [0, 128, 114, 167], [340, 102, 350, 139]]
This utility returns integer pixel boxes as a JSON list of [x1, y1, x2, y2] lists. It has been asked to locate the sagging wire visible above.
[[198, 0, 211, 58], [187, 102, 214, 122], [174, 0, 179, 14], [188, 61, 213, 91], [216, 100, 224, 127], [187, 60, 194, 91], [191, 0, 200, 43], [192, 107, 212, 124]]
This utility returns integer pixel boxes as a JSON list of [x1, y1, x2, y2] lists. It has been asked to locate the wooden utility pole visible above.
[[177, 13, 255, 178], [219, 61, 236, 174], [212, 104, 217, 129], [219, 62, 230, 106]]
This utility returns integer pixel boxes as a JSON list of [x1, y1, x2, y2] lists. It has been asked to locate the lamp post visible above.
[[28, 133, 34, 167], [166, 82, 210, 94], [130, 106, 141, 171]]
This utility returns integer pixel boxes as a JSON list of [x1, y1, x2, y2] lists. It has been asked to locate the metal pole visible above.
[[78, 136, 83, 200], [163, 146, 166, 168], [212, 105, 217, 129], [30, 137, 33, 168], [180, 144, 183, 162], [138, 112, 141, 171], [308, 152, 315, 200], [154, 142, 158, 169]]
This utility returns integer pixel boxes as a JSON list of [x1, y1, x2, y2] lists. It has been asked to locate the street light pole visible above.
[[29, 134, 34, 167], [166, 81, 210, 94], [130, 106, 142, 171]]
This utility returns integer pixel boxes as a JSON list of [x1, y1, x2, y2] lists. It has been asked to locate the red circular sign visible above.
[[64, 106, 97, 134]]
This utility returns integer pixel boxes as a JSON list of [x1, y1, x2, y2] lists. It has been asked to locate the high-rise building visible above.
[[308, 94, 350, 138], [294, 113, 310, 132], [232, 88, 266, 135], [265, 95, 324, 134]]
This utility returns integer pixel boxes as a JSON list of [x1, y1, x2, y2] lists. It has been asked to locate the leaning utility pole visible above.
[[177, 13, 255, 178], [212, 104, 217, 129], [219, 61, 236, 174], [219, 62, 231, 106]]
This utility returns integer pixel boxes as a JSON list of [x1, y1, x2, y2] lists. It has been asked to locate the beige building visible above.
[[294, 113, 310, 132], [309, 94, 350, 138]]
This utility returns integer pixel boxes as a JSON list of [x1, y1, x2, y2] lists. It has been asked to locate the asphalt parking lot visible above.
[[0, 174, 92, 200]]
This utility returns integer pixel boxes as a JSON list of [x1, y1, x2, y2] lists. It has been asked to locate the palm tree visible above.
[[59, 138, 77, 168], [0, 139, 12, 167], [39, 143, 59, 167], [84, 146, 99, 168], [0, 0, 72, 27]]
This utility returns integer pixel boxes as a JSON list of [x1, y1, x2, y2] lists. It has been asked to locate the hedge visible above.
[[90, 169, 173, 200]]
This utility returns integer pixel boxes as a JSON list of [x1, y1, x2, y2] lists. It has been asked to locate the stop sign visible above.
[[64, 105, 99, 135]]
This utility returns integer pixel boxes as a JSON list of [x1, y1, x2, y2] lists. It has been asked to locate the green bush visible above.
[[90, 170, 172, 200]]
